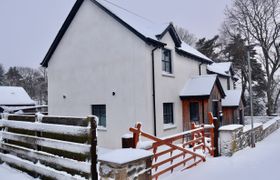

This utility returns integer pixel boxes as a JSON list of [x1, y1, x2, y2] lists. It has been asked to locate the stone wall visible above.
[[263, 120, 279, 139], [219, 117, 280, 156], [98, 149, 153, 180]]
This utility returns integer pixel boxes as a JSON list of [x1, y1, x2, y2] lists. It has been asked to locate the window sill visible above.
[[162, 72, 175, 78], [163, 124, 177, 130], [97, 126, 107, 131]]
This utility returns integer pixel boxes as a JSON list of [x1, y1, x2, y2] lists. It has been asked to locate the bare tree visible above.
[[175, 26, 197, 46], [223, 0, 280, 115]]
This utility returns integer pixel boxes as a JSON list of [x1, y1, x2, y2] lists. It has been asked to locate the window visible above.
[[163, 103, 174, 124], [92, 105, 106, 127], [162, 49, 172, 73], [190, 102, 199, 121], [212, 101, 219, 118]]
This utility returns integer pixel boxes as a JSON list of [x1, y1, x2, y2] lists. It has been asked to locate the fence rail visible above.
[[129, 122, 215, 180], [0, 113, 97, 179]]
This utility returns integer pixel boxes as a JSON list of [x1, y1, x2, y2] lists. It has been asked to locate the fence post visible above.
[[213, 117, 220, 157], [132, 123, 141, 148], [208, 112, 219, 157], [88, 115, 98, 180], [35, 113, 43, 151], [1, 113, 8, 152], [190, 123, 196, 147], [0, 113, 3, 164]]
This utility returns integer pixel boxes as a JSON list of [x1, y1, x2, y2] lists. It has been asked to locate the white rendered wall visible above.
[[153, 32, 208, 138], [47, 0, 154, 148], [47, 0, 209, 148], [219, 76, 234, 90]]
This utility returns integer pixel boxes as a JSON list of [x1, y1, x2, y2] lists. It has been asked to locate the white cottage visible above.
[[41, 0, 220, 148]]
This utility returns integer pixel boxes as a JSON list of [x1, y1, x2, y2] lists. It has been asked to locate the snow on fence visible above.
[[0, 113, 98, 179], [128, 118, 216, 180]]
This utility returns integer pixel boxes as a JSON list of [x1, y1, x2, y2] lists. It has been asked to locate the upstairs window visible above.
[[163, 103, 174, 124], [162, 49, 172, 73], [92, 105, 106, 127], [190, 102, 199, 121]]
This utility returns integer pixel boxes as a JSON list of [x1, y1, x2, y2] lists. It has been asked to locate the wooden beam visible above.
[[0, 152, 83, 180], [0, 142, 90, 174], [1, 119, 90, 136], [0, 131, 90, 154]]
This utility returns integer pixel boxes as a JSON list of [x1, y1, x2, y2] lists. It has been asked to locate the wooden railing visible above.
[[129, 122, 215, 180], [0, 113, 97, 180]]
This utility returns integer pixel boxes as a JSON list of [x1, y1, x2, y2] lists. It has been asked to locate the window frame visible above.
[[91, 104, 106, 128], [163, 103, 174, 124], [162, 48, 172, 74]]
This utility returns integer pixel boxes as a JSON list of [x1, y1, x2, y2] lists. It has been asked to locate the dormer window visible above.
[[162, 49, 172, 74]]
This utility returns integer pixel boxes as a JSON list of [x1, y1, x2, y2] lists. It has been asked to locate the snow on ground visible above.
[[163, 128, 280, 180], [244, 116, 276, 124], [0, 163, 34, 180]]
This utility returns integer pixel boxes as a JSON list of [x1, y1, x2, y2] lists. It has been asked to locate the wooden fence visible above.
[[130, 121, 215, 180], [0, 113, 97, 180]]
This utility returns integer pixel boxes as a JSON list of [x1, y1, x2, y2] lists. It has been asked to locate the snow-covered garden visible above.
[[0, 163, 33, 180], [2, 126, 280, 180], [163, 128, 280, 180]]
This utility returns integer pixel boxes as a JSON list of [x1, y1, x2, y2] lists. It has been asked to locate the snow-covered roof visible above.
[[178, 42, 213, 63], [96, 0, 168, 41], [95, 0, 212, 63], [207, 62, 232, 77], [222, 89, 242, 107], [180, 75, 219, 97], [0, 86, 35, 106]]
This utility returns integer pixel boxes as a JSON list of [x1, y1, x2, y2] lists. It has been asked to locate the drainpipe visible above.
[[199, 62, 204, 75], [151, 46, 159, 136]]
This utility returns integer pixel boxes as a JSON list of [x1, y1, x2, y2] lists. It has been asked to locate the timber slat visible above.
[[0, 131, 91, 154], [1, 119, 90, 136], [0, 142, 91, 174], [152, 151, 187, 169], [42, 116, 89, 126], [152, 156, 195, 179], [0, 152, 84, 180]]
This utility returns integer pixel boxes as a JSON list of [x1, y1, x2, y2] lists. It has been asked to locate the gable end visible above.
[[41, 0, 84, 67]]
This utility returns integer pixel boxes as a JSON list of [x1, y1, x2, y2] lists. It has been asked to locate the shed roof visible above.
[[207, 62, 232, 77], [180, 75, 225, 98], [0, 86, 35, 106], [222, 89, 242, 107], [41, 0, 213, 67]]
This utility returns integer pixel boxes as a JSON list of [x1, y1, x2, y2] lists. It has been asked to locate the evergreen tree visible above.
[[0, 64, 5, 85], [196, 35, 221, 61], [5, 67, 22, 86], [223, 34, 266, 115]]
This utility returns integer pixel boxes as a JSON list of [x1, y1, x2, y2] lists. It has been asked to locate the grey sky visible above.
[[0, 0, 232, 69]]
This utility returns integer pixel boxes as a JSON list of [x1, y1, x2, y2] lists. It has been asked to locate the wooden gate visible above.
[[129, 119, 215, 179]]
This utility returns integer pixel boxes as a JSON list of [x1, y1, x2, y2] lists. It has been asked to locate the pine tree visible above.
[[196, 35, 221, 61], [223, 34, 266, 115], [0, 64, 5, 85], [5, 67, 22, 86]]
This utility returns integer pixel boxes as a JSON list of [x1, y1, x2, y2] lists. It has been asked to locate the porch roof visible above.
[[207, 62, 232, 77], [222, 89, 242, 107], [180, 74, 225, 98]]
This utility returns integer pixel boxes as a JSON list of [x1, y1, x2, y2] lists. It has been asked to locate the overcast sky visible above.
[[0, 0, 232, 69]]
